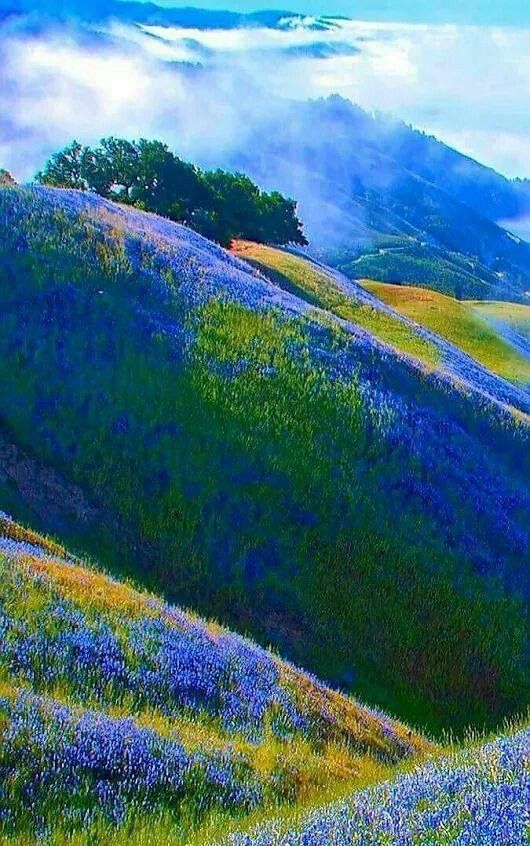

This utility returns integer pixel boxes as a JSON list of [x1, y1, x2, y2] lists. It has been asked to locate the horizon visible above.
[[131, 0, 530, 27]]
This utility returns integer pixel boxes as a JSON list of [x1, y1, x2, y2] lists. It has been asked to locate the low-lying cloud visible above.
[[1, 10, 530, 181]]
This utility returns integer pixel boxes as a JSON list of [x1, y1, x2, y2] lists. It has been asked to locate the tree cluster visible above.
[[37, 139, 307, 247]]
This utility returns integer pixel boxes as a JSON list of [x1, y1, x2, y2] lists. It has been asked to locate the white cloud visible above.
[[1, 15, 530, 179]]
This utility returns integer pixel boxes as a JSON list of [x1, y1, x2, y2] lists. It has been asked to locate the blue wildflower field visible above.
[[221, 730, 530, 846], [0, 184, 528, 844], [0, 515, 527, 844], [0, 512, 429, 844]]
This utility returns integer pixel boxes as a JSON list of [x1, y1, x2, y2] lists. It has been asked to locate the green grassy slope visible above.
[[0, 513, 431, 844], [472, 301, 530, 342], [323, 240, 504, 301], [361, 282, 530, 386], [0, 187, 528, 736], [232, 241, 439, 367]]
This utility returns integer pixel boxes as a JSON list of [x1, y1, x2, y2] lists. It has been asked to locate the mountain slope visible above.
[[0, 185, 528, 733], [0, 511, 429, 843], [359, 281, 530, 387], [218, 727, 530, 846], [4, 4, 530, 305], [232, 241, 530, 410], [227, 97, 530, 301]]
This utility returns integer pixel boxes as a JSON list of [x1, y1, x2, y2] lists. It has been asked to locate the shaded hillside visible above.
[[0, 186, 528, 733], [0, 512, 429, 843], [228, 97, 530, 301]]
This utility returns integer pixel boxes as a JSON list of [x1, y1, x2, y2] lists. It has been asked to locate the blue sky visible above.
[[144, 0, 530, 26]]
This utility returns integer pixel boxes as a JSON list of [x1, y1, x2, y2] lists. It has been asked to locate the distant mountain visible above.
[[0, 186, 528, 735], [4, 0, 530, 27], [225, 96, 530, 301], [0, 0, 336, 31]]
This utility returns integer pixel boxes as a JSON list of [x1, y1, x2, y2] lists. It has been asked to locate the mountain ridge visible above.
[[226, 96, 530, 301]]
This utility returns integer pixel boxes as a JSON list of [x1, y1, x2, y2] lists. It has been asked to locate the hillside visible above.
[[0, 186, 528, 735], [0, 511, 430, 843], [360, 281, 530, 387], [233, 241, 530, 410], [4, 513, 526, 846], [227, 97, 530, 301]]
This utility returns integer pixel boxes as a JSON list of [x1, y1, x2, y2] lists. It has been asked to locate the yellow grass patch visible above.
[[0, 514, 66, 558], [23, 555, 153, 618], [363, 281, 530, 385]]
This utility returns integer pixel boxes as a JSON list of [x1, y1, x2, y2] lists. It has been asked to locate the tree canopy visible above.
[[37, 139, 307, 247]]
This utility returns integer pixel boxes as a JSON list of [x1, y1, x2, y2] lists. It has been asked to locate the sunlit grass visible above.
[[203, 722, 530, 846], [362, 281, 530, 385], [232, 241, 439, 368], [471, 300, 530, 343]]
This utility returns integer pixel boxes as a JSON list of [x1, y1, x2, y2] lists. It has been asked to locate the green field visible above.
[[361, 281, 530, 386], [233, 242, 439, 367]]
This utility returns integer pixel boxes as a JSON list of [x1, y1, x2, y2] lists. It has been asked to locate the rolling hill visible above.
[[359, 281, 530, 387], [0, 510, 430, 843], [3, 512, 527, 846], [0, 185, 528, 736], [472, 301, 530, 357], [232, 241, 530, 409]]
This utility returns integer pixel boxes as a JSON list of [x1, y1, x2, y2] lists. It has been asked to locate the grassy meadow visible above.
[[361, 281, 530, 385], [232, 241, 440, 367], [0, 187, 528, 740]]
